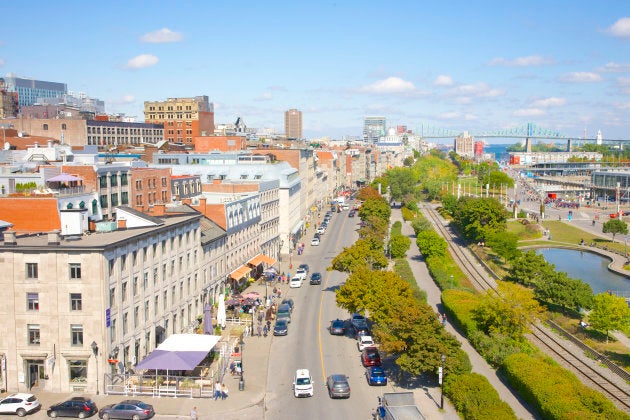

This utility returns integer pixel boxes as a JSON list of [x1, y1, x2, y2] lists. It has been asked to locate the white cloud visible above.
[[558, 72, 602, 83], [0, 59, 4, 67], [254, 92, 273, 101], [607, 17, 630, 38], [358, 77, 416, 94], [488, 55, 553, 67], [617, 77, 630, 94], [599, 62, 630, 73], [433, 75, 454, 86], [124, 54, 159, 70], [140, 28, 183, 44], [513, 108, 545, 117], [452, 82, 504, 98], [109, 95, 136, 105], [464, 114, 477, 121], [531, 97, 566, 107], [437, 112, 459, 120]]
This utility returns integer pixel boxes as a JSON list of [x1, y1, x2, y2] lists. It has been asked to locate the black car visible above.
[[98, 400, 154, 420], [310, 272, 322, 285], [48, 397, 98, 418], [329, 319, 345, 335], [348, 210, 356, 217], [298, 263, 309, 273], [274, 319, 289, 336]]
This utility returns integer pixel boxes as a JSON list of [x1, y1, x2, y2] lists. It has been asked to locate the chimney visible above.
[[153, 204, 166, 216], [3, 231, 16, 245], [47, 231, 60, 245], [213, 179, 222, 185], [182, 198, 192, 205], [198, 197, 207, 208], [117, 218, 127, 229]]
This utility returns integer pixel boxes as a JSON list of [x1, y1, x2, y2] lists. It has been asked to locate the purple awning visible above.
[[135, 334, 220, 371]]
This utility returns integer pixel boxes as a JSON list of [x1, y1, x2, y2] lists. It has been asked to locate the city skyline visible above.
[[0, 1, 629, 142]]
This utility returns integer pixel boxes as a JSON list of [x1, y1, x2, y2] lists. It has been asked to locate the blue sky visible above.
[[1, 1, 629, 142]]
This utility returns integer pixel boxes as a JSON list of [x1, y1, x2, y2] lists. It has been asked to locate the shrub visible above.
[[469, 331, 535, 367], [389, 233, 411, 258], [441, 289, 480, 336], [444, 373, 517, 420], [502, 353, 630, 419], [425, 255, 468, 290], [401, 206, 416, 221], [410, 217, 432, 235], [394, 258, 426, 302], [517, 209, 527, 219], [391, 220, 402, 235]]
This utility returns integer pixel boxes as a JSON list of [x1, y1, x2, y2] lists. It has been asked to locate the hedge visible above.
[[444, 373, 517, 420], [401, 206, 416, 221], [441, 289, 480, 336], [394, 257, 426, 302], [502, 353, 630, 419]]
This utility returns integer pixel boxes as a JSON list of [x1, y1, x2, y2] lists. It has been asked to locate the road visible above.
[[264, 208, 397, 419]]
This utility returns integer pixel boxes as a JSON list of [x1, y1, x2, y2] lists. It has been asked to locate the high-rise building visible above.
[[144, 96, 214, 146], [284, 109, 302, 139], [363, 116, 386, 143], [2, 74, 67, 108], [454, 131, 475, 158]]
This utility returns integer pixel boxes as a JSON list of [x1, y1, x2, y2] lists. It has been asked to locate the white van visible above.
[[290, 276, 303, 288], [293, 369, 314, 397]]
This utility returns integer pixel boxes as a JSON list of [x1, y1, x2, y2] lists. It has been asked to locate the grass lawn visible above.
[[532, 220, 625, 252], [507, 219, 543, 240]]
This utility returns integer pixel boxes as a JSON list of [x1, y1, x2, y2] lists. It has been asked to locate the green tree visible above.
[[358, 215, 388, 247], [534, 271, 594, 313], [403, 156, 414, 166], [359, 197, 391, 222], [453, 197, 507, 242], [602, 218, 628, 241], [389, 233, 411, 258], [328, 239, 388, 273], [416, 230, 448, 258], [485, 231, 520, 262], [588, 293, 630, 341], [387, 167, 417, 202], [410, 217, 432, 235], [472, 281, 543, 339], [505, 250, 556, 287]]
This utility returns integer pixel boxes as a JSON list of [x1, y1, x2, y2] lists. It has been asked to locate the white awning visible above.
[[291, 220, 304, 235]]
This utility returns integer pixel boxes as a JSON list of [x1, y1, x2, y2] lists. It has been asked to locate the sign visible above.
[[106, 308, 111, 328], [438, 366, 443, 385]]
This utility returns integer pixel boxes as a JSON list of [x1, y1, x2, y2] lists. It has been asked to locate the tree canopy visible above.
[[588, 293, 630, 341], [602, 218, 628, 241], [453, 197, 508, 242], [328, 239, 388, 273]]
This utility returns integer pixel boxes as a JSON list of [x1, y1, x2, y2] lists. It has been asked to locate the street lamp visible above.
[[90, 341, 99, 395], [238, 335, 245, 391], [440, 354, 446, 409]]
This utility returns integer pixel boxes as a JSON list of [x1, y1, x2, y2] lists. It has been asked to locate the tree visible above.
[[453, 197, 508, 242], [472, 281, 543, 339], [403, 156, 414, 167], [358, 214, 388, 247], [328, 239, 388, 273], [357, 186, 382, 201], [602, 218, 628, 241], [416, 230, 448, 258], [588, 293, 630, 341], [505, 250, 556, 287], [534, 271, 594, 313], [486, 231, 520, 262], [389, 233, 411, 258], [387, 167, 417, 202], [359, 197, 391, 222]]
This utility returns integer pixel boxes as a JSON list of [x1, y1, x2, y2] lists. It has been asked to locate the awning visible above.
[[47, 173, 82, 182], [247, 254, 277, 267], [291, 220, 304, 235], [135, 334, 220, 371], [229, 265, 252, 280]]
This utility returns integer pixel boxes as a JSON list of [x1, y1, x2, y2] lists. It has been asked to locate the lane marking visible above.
[[317, 209, 352, 382]]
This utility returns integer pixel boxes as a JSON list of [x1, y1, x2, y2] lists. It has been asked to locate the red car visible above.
[[361, 347, 382, 367]]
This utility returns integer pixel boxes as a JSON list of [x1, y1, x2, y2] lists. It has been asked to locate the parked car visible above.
[[357, 335, 376, 351], [276, 303, 292, 322], [273, 319, 288, 336], [350, 313, 367, 329], [47, 397, 97, 418], [295, 267, 307, 280], [311, 237, 320, 246], [281, 298, 295, 312], [310, 272, 322, 285], [289, 276, 303, 288], [316, 226, 326, 234], [293, 369, 314, 397], [0, 393, 40, 417], [326, 374, 351, 399], [298, 264, 310, 274], [361, 347, 382, 367], [329, 319, 346, 335], [354, 325, 372, 339], [348, 210, 356, 217], [97, 400, 154, 420], [365, 366, 388, 386]]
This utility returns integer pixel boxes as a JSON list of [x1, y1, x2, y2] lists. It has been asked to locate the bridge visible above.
[[416, 122, 630, 146]]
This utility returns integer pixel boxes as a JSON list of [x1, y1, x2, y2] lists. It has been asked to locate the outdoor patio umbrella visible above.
[[203, 304, 213, 334]]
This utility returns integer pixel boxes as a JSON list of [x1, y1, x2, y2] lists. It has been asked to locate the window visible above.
[[27, 292, 39, 311], [26, 263, 38, 279], [71, 325, 83, 346], [144, 300, 149, 322], [69, 263, 81, 279], [68, 359, 87, 382], [70, 293, 82, 311], [133, 276, 138, 296], [134, 306, 139, 328], [122, 282, 127, 302], [143, 272, 148, 290], [123, 312, 128, 335], [163, 291, 168, 310], [154, 295, 159, 316], [26, 324, 41, 346]]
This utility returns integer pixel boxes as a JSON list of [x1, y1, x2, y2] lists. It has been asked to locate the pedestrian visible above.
[[257, 324, 262, 337], [190, 406, 198, 420], [263, 324, 269, 336], [221, 383, 229, 400], [214, 381, 222, 400], [442, 313, 447, 326]]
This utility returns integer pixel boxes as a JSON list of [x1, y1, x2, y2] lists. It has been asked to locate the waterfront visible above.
[[537, 247, 630, 294]]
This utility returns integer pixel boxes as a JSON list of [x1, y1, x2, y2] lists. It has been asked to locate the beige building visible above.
[[454, 131, 475, 158], [284, 108, 302, 140], [144, 96, 214, 147], [0, 206, 227, 394]]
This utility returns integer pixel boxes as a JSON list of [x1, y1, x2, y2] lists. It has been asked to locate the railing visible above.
[[547, 320, 630, 382]]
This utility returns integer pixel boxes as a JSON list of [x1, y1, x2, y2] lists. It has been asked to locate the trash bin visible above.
[[239, 377, 244, 391]]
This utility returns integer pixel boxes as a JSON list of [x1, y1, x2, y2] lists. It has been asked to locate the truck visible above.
[[377, 392, 426, 420]]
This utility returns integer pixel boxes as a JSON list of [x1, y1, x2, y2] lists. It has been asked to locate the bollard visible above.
[[239, 376, 244, 391]]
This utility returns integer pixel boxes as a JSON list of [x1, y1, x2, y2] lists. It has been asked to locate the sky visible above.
[[1, 1, 629, 143]]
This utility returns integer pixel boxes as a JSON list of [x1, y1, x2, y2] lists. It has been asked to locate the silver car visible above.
[[326, 374, 351, 399]]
